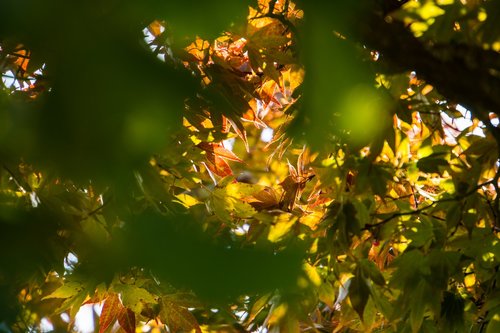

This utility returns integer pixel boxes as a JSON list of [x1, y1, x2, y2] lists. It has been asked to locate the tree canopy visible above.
[[1, 0, 500, 332]]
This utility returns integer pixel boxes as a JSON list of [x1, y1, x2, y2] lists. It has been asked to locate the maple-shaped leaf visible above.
[[209, 183, 258, 220], [159, 297, 202, 333], [279, 148, 314, 211], [198, 141, 244, 178], [99, 293, 122, 333], [203, 157, 233, 178], [113, 284, 157, 314], [117, 307, 136, 333], [197, 142, 243, 163], [247, 186, 280, 211], [42, 281, 83, 300]]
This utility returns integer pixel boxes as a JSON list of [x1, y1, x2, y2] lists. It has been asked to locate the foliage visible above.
[[1, 0, 500, 332]]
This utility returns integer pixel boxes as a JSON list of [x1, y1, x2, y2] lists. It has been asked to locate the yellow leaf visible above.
[[175, 193, 201, 207], [303, 263, 322, 287], [299, 211, 323, 230], [268, 213, 297, 242], [464, 274, 476, 288]]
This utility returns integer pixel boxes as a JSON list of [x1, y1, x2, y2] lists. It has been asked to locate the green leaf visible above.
[[404, 217, 434, 248], [113, 284, 157, 314], [246, 293, 272, 325], [390, 250, 430, 289], [410, 281, 427, 333], [42, 281, 83, 300], [210, 184, 258, 221], [417, 154, 449, 173], [440, 292, 465, 333], [370, 287, 393, 319], [54, 289, 88, 320], [486, 310, 500, 333], [318, 281, 335, 308], [360, 259, 385, 286], [349, 271, 370, 319]]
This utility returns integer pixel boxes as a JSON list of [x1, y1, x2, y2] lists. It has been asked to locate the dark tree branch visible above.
[[339, 2, 500, 144]]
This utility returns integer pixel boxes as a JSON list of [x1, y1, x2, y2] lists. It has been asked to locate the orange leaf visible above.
[[117, 307, 136, 333], [148, 20, 163, 37], [197, 142, 243, 163], [99, 293, 122, 333], [204, 156, 233, 178]]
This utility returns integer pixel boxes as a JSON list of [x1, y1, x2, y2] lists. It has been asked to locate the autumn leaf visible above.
[[159, 297, 202, 333], [198, 141, 244, 177], [247, 186, 280, 210], [117, 307, 136, 333], [99, 293, 122, 333], [203, 157, 233, 178], [279, 148, 314, 211], [197, 142, 243, 163]]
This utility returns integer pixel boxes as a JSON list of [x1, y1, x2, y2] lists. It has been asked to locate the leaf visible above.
[[148, 20, 163, 37], [417, 154, 449, 173], [440, 292, 464, 333], [246, 293, 272, 325], [390, 250, 430, 289], [410, 282, 427, 333], [113, 284, 157, 314], [174, 193, 201, 208], [369, 287, 393, 319], [117, 307, 136, 333], [197, 142, 244, 163], [99, 293, 121, 333], [81, 216, 109, 244], [486, 311, 500, 333], [349, 269, 370, 319], [359, 259, 385, 286], [318, 280, 335, 308], [160, 297, 201, 333], [42, 281, 83, 300], [204, 156, 233, 177], [162, 293, 202, 308], [52, 285, 89, 320], [210, 184, 258, 220], [247, 186, 279, 210], [268, 213, 297, 242]]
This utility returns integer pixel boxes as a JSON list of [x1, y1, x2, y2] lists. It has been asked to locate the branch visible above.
[[2, 163, 32, 193], [363, 178, 496, 231], [362, 201, 438, 230], [342, 1, 500, 144]]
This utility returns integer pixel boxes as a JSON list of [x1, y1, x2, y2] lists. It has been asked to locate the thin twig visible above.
[[2, 163, 32, 192]]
